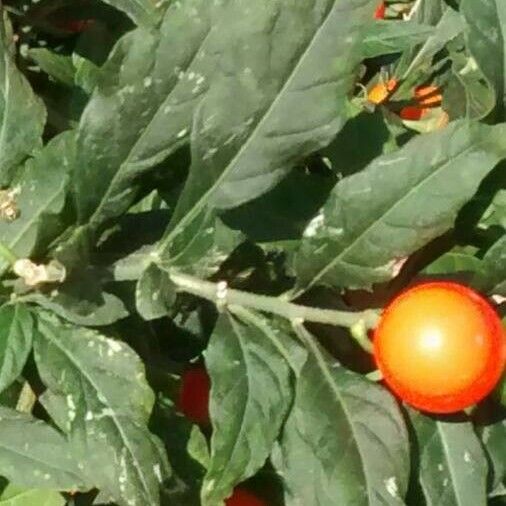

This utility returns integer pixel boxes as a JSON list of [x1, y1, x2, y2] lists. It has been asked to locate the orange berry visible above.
[[374, 282, 506, 413]]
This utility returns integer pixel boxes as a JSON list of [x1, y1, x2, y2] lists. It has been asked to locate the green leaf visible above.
[[474, 236, 506, 295], [157, 214, 244, 278], [63, 0, 221, 261], [100, 0, 165, 27], [362, 20, 435, 58], [396, 7, 464, 80], [150, 400, 205, 504], [72, 54, 100, 95], [38, 390, 69, 433], [23, 266, 128, 327], [33, 311, 170, 506], [481, 189, 506, 229], [222, 168, 336, 244], [0, 407, 85, 491], [499, 374, 506, 407], [0, 304, 33, 394], [156, 0, 378, 263], [0, 131, 74, 276], [28, 49, 75, 87], [413, 0, 446, 25], [113, 244, 158, 282], [0, 485, 64, 506], [423, 246, 482, 278], [295, 121, 506, 291], [187, 425, 210, 471], [25, 289, 128, 327], [272, 327, 410, 506], [444, 49, 496, 120], [136, 263, 176, 320], [202, 309, 294, 505], [407, 409, 488, 506], [0, 14, 46, 186], [461, 0, 506, 117], [481, 417, 506, 496], [321, 110, 391, 179]]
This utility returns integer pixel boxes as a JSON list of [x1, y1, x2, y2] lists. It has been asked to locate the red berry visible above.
[[177, 366, 210, 424], [225, 488, 266, 506]]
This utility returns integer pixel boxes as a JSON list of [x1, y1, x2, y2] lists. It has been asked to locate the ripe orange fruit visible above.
[[373, 282, 506, 413], [177, 366, 210, 424], [225, 488, 265, 506]]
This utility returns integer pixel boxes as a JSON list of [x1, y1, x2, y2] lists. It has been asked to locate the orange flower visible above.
[[414, 85, 442, 107], [399, 84, 445, 124], [374, 2, 386, 19], [399, 105, 425, 121], [367, 78, 398, 105]]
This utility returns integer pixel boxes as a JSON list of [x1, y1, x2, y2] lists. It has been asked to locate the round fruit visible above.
[[373, 281, 506, 413], [225, 488, 265, 506], [177, 366, 210, 424]]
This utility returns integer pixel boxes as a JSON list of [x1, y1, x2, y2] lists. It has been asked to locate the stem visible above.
[[404, 0, 423, 21], [365, 370, 383, 382], [169, 271, 380, 329], [0, 241, 17, 266], [350, 319, 374, 354]]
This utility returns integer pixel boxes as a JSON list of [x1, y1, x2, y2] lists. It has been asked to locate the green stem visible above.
[[350, 319, 374, 354], [0, 241, 17, 266], [365, 370, 383, 382], [169, 271, 380, 329]]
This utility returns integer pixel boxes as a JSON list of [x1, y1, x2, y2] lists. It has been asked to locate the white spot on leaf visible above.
[[384, 477, 398, 497], [304, 211, 324, 238]]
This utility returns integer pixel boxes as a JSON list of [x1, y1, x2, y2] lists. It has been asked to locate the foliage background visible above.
[[0, 0, 502, 505]]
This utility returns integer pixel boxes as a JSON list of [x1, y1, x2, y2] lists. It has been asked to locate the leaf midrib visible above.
[[159, 0, 354, 255], [38, 320, 155, 504], [303, 333, 370, 502], [107, 0, 158, 26], [305, 131, 489, 290], [0, 49, 11, 167], [205, 314, 252, 499], [9, 175, 65, 256], [0, 306, 24, 389], [0, 425, 82, 484], [438, 424, 465, 506], [86, 21, 212, 228]]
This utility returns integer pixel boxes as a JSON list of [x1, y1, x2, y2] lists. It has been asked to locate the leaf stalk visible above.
[[168, 271, 380, 330], [0, 241, 18, 266]]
